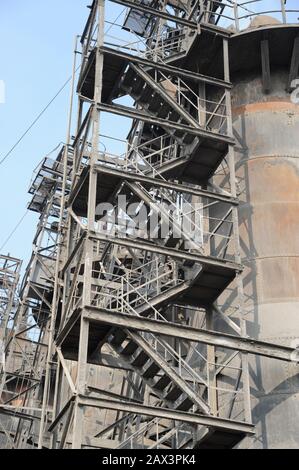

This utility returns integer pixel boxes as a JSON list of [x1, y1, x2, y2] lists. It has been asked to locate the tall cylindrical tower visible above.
[[230, 19, 299, 448]]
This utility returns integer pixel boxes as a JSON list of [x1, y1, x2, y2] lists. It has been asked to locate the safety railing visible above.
[[104, 20, 191, 62], [28, 153, 72, 216], [233, 0, 299, 30], [83, 147, 235, 260], [188, 0, 299, 31], [145, 25, 189, 61], [92, 257, 181, 309], [90, 263, 246, 423], [94, 133, 180, 178], [117, 417, 194, 449], [155, 69, 228, 134], [93, 184, 234, 261], [102, 287, 208, 393], [98, 1, 299, 75], [94, 133, 206, 251], [117, 417, 162, 449], [90, 266, 208, 383], [81, 0, 299, 78], [127, 133, 180, 172]]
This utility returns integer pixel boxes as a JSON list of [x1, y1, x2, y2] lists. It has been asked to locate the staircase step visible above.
[[173, 129, 185, 140], [176, 395, 194, 412], [120, 340, 139, 357], [108, 330, 127, 347], [130, 350, 150, 368], [168, 110, 180, 123], [164, 233, 179, 248], [138, 85, 154, 104], [163, 386, 183, 402], [131, 76, 145, 98], [182, 133, 196, 145], [153, 374, 172, 392], [148, 425, 174, 442], [120, 67, 136, 91], [147, 94, 164, 113], [158, 102, 171, 119], [142, 361, 161, 379]]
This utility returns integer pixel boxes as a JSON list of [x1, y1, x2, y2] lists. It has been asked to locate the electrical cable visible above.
[[0, 8, 127, 254], [0, 6, 126, 169], [0, 211, 29, 253], [0, 67, 80, 168]]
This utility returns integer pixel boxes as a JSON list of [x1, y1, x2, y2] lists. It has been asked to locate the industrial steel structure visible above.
[[0, 255, 21, 337], [0, 153, 68, 447], [0, 254, 22, 446], [0, 0, 299, 449]]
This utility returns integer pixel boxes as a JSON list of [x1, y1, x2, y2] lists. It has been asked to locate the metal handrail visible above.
[[91, 270, 209, 388], [113, 293, 208, 389], [158, 70, 228, 133], [194, 0, 299, 31], [95, 261, 179, 305], [116, 417, 160, 449]]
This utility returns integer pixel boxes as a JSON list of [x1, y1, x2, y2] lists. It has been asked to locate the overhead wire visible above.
[[0, 72, 79, 168], [0, 6, 126, 169], [0, 211, 29, 253], [0, 7, 127, 252]]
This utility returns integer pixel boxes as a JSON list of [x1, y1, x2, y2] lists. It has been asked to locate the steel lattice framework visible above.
[[0, 255, 21, 335], [0, 254, 22, 446], [0, 152, 69, 448]]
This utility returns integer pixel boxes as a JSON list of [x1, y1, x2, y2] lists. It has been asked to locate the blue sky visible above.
[[0, 0, 298, 274], [0, 0, 87, 267], [0, 0, 126, 272]]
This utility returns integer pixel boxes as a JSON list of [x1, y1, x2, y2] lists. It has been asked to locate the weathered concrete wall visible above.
[[232, 69, 299, 448]]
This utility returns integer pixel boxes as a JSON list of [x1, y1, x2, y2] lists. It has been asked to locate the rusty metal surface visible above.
[[232, 70, 299, 448]]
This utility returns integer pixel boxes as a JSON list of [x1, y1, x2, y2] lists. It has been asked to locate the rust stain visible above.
[[260, 257, 299, 301], [246, 159, 299, 202], [232, 100, 299, 116]]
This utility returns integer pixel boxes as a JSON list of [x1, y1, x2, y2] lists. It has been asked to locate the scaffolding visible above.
[[1, 0, 299, 450], [0, 255, 21, 335], [0, 149, 71, 448], [0, 254, 22, 446]]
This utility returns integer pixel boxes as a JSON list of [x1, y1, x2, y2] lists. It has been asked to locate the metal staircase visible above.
[[87, 255, 209, 415], [41, 1, 253, 450], [33, 0, 299, 451], [0, 148, 71, 448]]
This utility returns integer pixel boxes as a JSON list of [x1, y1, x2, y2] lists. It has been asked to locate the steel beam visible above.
[[96, 165, 238, 205], [61, 232, 86, 276], [78, 395, 254, 434], [109, 0, 231, 37], [81, 0, 97, 45], [56, 308, 81, 348], [130, 63, 203, 129], [100, 46, 232, 88], [125, 328, 210, 414], [83, 306, 299, 364], [48, 397, 75, 433], [89, 231, 241, 271], [97, 103, 234, 145], [71, 106, 92, 149]]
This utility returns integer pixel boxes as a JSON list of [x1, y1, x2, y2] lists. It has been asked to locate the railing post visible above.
[[199, 0, 204, 21], [234, 1, 240, 32], [281, 0, 287, 24]]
